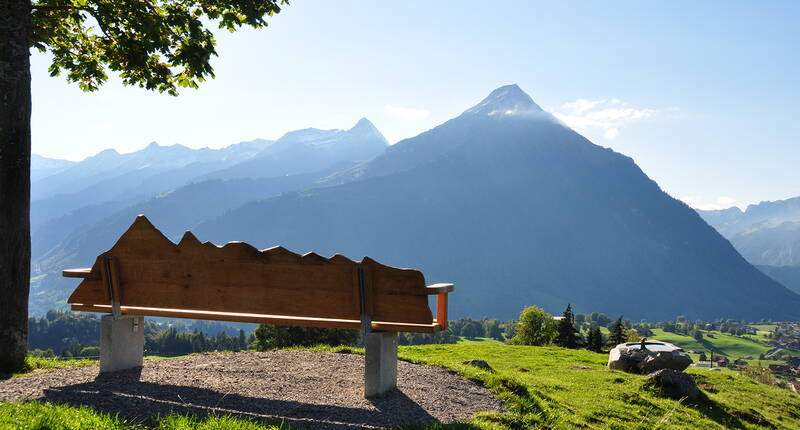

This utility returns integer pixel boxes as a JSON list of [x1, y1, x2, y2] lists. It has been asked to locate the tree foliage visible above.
[[398, 329, 457, 346], [509, 305, 557, 346], [28, 310, 100, 356], [146, 327, 252, 355], [30, 0, 288, 95], [586, 327, 603, 353], [555, 303, 580, 349], [607, 316, 628, 347], [253, 325, 360, 350]]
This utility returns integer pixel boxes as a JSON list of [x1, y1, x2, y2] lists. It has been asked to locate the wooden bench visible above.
[[63, 215, 454, 397]]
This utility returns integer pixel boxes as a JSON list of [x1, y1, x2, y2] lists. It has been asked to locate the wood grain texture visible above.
[[66, 215, 452, 332]]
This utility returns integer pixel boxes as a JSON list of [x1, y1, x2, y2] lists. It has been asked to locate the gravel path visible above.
[[0, 351, 504, 429]]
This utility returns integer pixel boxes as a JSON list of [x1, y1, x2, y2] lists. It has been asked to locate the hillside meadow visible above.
[[3, 343, 799, 429], [648, 329, 773, 359]]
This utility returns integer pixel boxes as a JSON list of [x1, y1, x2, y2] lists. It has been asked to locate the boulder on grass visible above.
[[608, 341, 692, 374], [645, 368, 700, 400], [461, 359, 494, 372]]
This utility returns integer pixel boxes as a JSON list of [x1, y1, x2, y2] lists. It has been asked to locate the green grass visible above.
[[457, 337, 504, 345], [3, 356, 96, 379], [5, 344, 800, 429], [649, 329, 773, 360], [398, 343, 800, 429], [749, 325, 778, 332], [0, 401, 289, 429]]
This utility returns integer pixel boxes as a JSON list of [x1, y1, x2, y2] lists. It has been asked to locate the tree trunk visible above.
[[0, 0, 32, 373]]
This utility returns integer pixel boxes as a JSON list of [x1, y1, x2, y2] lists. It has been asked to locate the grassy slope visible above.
[[399, 343, 800, 429], [3, 357, 95, 379], [457, 337, 504, 345], [4, 344, 800, 429]]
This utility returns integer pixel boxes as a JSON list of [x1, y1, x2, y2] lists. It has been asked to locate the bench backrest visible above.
[[65, 215, 451, 333]]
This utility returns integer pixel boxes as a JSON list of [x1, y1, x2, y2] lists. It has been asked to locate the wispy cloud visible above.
[[552, 98, 656, 140], [384, 105, 430, 120], [681, 195, 739, 211]]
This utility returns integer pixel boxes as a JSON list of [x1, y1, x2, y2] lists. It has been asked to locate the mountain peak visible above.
[[349, 117, 378, 132], [94, 148, 120, 158], [347, 117, 388, 146], [464, 84, 542, 116]]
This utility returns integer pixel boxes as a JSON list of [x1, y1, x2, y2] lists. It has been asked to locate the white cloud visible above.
[[552, 98, 657, 140], [562, 98, 605, 114], [681, 196, 740, 211], [604, 128, 620, 140], [384, 105, 430, 120]]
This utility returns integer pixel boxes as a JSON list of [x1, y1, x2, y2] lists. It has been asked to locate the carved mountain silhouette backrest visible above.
[[66, 215, 436, 329]]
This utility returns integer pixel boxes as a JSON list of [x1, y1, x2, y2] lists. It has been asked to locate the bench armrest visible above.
[[427, 283, 454, 331], [63, 268, 98, 279], [426, 283, 454, 294]]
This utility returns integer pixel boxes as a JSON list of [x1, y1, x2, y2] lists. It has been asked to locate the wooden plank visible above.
[[372, 321, 439, 333], [68, 304, 439, 333], [70, 304, 363, 330], [435, 292, 449, 330], [362, 257, 433, 325]]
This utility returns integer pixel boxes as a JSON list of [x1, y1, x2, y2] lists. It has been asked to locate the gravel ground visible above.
[[0, 350, 504, 429]]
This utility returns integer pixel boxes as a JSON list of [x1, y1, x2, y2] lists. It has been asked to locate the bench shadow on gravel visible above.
[[39, 368, 447, 429]]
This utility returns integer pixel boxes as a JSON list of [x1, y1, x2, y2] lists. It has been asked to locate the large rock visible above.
[[608, 341, 692, 374], [461, 359, 494, 372], [645, 369, 701, 400]]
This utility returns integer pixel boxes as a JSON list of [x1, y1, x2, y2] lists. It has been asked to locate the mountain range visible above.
[[698, 198, 800, 293], [32, 85, 800, 321]]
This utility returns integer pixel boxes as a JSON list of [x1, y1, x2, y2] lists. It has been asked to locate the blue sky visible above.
[[31, 1, 799, 209]]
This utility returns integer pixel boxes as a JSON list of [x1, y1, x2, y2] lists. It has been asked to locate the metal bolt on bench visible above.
[[63, 215, 454, 397]]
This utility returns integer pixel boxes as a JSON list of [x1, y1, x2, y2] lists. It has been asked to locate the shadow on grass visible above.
[[685, 395, 748, 430], [642, 380, 747, 430], [698, 338, 725, 356], [35, 367, 439, 430]]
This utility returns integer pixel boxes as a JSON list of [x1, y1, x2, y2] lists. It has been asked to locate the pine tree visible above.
[[586, 327, 603, 353], [555, 304, 580, 348], [607, 316, 628, 347]]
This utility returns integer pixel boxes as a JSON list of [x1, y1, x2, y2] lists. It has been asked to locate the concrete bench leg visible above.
[[364, 331, 398, 397], [100, 315, 144, 373]]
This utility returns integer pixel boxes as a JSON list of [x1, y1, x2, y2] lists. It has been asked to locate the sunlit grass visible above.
[[0, 402, 292, 429], [649, 329, 773, 359], [456, 337, 503, 345], [398, 343, 800, 429]]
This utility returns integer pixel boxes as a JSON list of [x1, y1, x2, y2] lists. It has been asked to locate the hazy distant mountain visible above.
[[757, 264, 800, 293], [30, 139, 273, 230], [32, 140, 272, 201], [189, 84, 800, 321], [31, 120, 387, 255], [31, 154, 75, 181], [30, 172, 333, 315], [202, 118, 388, 181], [31, 120, 390, 315], [699, 197, 800, 266]]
